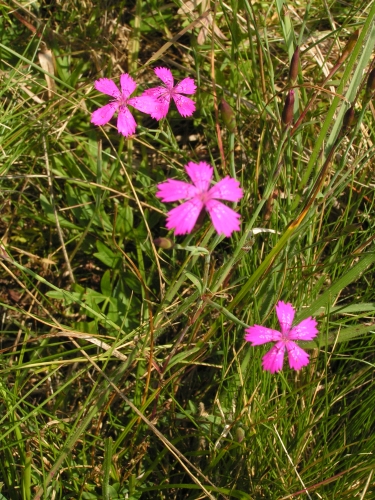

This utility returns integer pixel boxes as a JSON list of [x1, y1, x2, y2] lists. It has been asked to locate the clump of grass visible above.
[[0, 0, 375, 498]]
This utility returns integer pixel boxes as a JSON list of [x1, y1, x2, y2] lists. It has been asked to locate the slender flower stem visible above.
[[291, 30, 359, 137]]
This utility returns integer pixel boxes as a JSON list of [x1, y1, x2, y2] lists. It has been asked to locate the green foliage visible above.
[[0, 0, 375, 498]]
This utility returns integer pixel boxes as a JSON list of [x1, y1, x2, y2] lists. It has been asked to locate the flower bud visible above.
[[365, 68, 375, 97], [282, 89, 295, 125], [0, 243, 10, 261], [220, 98, 236, 133], [338, 30, 359, 64], [153, 237, 174, 249], [289, 46, 300, 84], [342, 106, 355, 130], [236, 427, 245, 443]]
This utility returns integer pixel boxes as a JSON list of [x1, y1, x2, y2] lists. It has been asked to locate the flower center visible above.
[[118, 94, 128, 107], [158, 89, 172, 103], [197, 191, 210, 203], [281, 330, 290, 342]]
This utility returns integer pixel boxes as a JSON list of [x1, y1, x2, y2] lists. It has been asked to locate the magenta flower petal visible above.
[[276, 301, 295, 334], [185, 161, 213, 191], [156, 179, 198, 202], [174, 77, 197, 95], [117, 107, 137, 137], [173, 94, 196, 117], [165, 199, 204, 235], [94, 78, 121, 98], [128, 95, 157, 115], [120, 73, 137, 98], [286, 341, 310, 370], [91, 103, 118, 126], [154, 67, 174, 88], [245, 325, 282, 345], [208, 177, 243, 202], [289, 317, 318, 341], [142, 87, 171, 119], [143, 87, 167, 98], [153, 100, 171, 120], [205, 200, 241, 237], [262, 342, 285, 373]]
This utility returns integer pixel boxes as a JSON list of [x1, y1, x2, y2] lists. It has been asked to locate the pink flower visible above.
[[91, 74, 155, 137], [245, 301, 318, 373], [143, 67, 196, 120], [156, 161, 243, 237]]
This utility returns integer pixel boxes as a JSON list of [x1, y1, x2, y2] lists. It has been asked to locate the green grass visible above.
[[1, 0, 375, 498]]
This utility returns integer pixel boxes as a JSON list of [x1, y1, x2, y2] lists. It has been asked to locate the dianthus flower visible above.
[[91, 74, 155, 137], [156, 161, 243, 237], [143, 67, 196, 120], [245, 301, 318, 373]]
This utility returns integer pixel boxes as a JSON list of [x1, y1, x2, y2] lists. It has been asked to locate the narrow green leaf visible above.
[[102, 437, 113, 500], [184, 271, 203, 294], [296, 253, 375, 321]]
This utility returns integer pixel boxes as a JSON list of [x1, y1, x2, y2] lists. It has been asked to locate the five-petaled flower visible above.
[[156, 161, 243, 237], [245, 301, 318, 373], [143, 67, 196, 120], [91, 74, 155, 137]]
